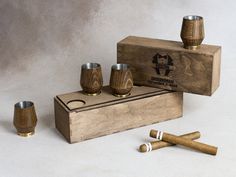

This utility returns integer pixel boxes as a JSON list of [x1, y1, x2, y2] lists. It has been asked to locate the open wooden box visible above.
[[54, 86, 183, 143]]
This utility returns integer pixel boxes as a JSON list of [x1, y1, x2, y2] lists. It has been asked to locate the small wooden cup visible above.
[[13, 101, 37, 137], [110, 64, 133, 97], [180, 15, 204, 50], [80, 63, 103, 96]]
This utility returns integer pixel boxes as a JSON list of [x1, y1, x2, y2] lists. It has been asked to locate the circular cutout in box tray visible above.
[[67, 100, 86, 110]]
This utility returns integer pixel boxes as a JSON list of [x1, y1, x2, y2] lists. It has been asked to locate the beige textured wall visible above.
[[0, 0, 235, 124]]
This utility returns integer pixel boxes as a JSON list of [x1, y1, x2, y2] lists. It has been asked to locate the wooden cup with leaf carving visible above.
[[13, 101, 37, 137], [180, 15, 205, 50], [80, 63, 103, 96], [110, 64, 133, 97]]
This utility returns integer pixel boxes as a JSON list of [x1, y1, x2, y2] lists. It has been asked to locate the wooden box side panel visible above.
[[211, 48, 221, 94], [117, 42, 216, 96], [54, 98, 71, 143], [69, 92, 183, 143]]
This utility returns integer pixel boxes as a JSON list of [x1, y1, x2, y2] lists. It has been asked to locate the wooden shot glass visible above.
[[139, 131, 200, 153], [80, 63, 103, 96], [110, 64, 133, 97], [180, 15, 204, 50], [13, 101, 37, 137], [150, 130, 217, 155]]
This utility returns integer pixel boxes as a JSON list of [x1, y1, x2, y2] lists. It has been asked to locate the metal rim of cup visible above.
[[112, 63, 129, 70], [83, 90, 102, 96], [15, 101, 34, 109], [113, 92, 131, 98], [82, 63, 101, 70], [17, 131, 35, 137], [183, 15, 203, 21]]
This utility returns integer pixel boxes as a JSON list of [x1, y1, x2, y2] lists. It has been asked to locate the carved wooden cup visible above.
[[180, 15, 204, 50], [80, 63, 103, 96], [13, 101, 37, 137], [110, 64, 133, 97]]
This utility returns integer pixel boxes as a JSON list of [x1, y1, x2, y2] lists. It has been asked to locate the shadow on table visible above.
[[0, 119, 15, 134], [39, 113, 54, 129], [39, 113, 67, 142]]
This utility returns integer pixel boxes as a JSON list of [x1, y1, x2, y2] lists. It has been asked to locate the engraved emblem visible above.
[[152, 53, 175, 77]]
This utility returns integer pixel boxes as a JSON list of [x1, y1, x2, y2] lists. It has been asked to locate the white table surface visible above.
[[1, 0, 236, 176], [0, 64, 235, 177]]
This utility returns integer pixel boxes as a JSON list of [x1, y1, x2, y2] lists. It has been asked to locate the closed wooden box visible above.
[[117, 36, 221, 96], [54, 86, 183, 143]]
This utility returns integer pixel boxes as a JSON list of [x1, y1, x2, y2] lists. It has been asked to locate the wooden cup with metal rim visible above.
[[180, 15, 205, 50], [13, 101, 37, 137], [110, 63, 133, 97], [80, 63, 103, 96]]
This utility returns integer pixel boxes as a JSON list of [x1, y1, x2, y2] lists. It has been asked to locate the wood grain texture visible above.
[[80, 63, 103, 95], [181, 16, 204, 49], [56, 86, 169, 112], [54, 86, 183, 143], [117, 36, 221, 96], [54, 99, 71, 142], [13, 101, 37, 136], [110, 64, 133, 96]]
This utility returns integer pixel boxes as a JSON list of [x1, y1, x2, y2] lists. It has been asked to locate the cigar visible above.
[[139, 131, 200, 153], [150, 130, 218, 155]]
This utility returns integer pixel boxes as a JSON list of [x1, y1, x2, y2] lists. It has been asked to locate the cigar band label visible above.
[[156, 131, 163, 140], [145, 143, 152, 152]]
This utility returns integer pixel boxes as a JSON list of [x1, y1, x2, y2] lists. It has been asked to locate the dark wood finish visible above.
[[80, 63, 103, 95], [110, 64, 133, 97], [181, 15, 204, 50], [150, 130, 218, 155], [117, 36, 221, 96], [54, 99, 71, 141], [139, 131, 200, 153], [13, 101, 37, 137], [54, 86, 183, 143]]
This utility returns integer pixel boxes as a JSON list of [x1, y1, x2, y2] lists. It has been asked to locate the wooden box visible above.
[[117, 36, 221, 96], [54, 86, 183, 143]]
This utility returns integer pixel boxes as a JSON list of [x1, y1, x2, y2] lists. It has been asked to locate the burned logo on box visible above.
[[152, 53, 174, 76], [148, 53, 177, 87]]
